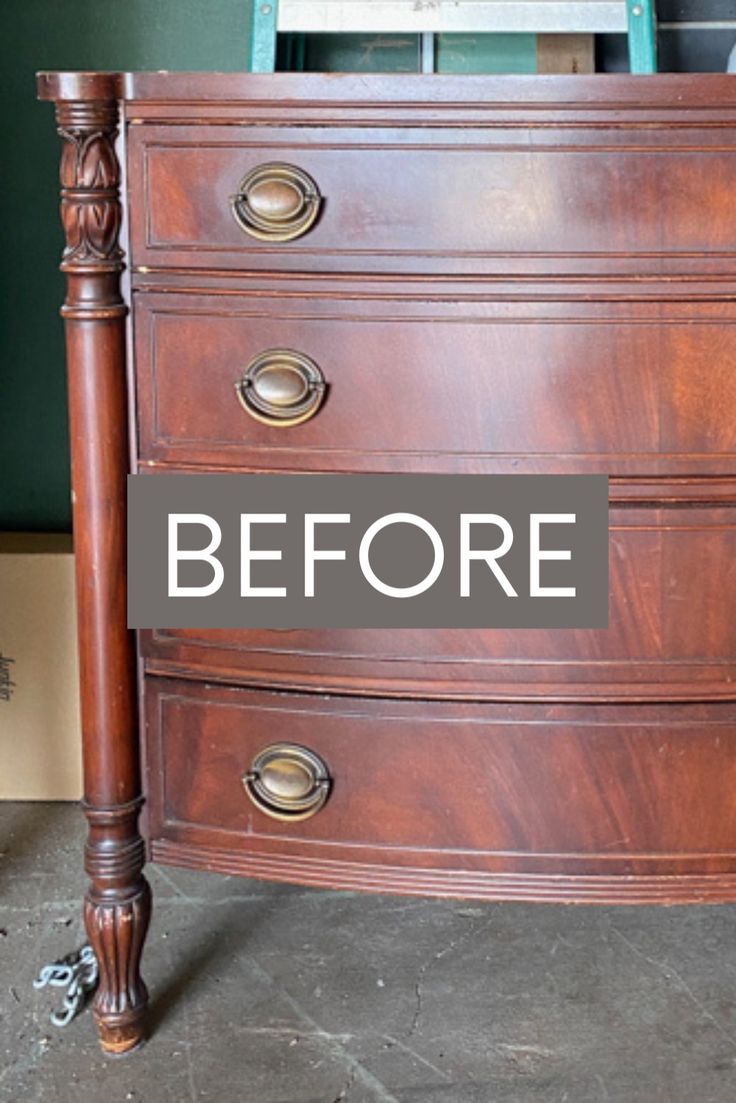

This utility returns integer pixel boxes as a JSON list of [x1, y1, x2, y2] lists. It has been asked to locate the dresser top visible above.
[[37, 70, 736, 112]]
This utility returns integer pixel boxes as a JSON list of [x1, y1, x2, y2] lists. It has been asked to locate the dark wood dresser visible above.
[[37, 71, 736, 1055]]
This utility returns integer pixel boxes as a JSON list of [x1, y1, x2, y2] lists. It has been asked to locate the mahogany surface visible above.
[[129, 121, 736, 276], [146, 678, 736, 901], [135, 293, 736, 476], [37, 70, 736, 1053]]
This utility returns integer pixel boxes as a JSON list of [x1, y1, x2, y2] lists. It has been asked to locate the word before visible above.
[[167, 512, 577, 599], [127, 472, 608, 629]]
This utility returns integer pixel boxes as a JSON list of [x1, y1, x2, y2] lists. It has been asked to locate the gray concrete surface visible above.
[[2, 801, 736, 1102]]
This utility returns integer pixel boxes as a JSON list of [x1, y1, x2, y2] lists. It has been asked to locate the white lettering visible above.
[[530, 514, 576, 597], [304, 514, 351, 597], [168, 514, 224, 597], [460, 514, 517, 597], [241, 514, 287, 597], [359, 512, 444, 598]]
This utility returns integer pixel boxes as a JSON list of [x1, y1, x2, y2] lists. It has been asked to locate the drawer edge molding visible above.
[[151, 840, 736, 906], [142, 657, 736, 705]]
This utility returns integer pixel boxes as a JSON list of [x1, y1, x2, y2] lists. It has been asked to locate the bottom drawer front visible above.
[[145, 678, 736, 902]]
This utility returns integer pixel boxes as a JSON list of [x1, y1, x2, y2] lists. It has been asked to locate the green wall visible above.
[[1, 1, 253, 531], [0, 4, 535, 531]]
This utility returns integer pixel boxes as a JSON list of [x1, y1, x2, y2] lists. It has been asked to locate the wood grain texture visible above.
[[37, 71, 736, 112], [129, 122, 736, 278], [134, 292, 736, 477], [141, 504, 736, 702], [145, 678, 736, 904]]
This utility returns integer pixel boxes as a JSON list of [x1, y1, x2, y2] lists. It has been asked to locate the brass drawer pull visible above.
[[230, 163, 322, 242], [243, 744, 331, 821], [236, 350, 326, 428]]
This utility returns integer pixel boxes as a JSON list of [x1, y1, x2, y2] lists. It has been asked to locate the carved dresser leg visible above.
[[42, 75, 151, 1055], [83, 803, 151, 1054]]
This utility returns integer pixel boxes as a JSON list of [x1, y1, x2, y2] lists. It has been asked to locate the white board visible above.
[[278, 1, 628, 36]]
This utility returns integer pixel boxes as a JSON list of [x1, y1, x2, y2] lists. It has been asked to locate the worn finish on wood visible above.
[[37, 71, 736, 1048], [40, 81, 150, 1055], [42, 69, 736, 104]]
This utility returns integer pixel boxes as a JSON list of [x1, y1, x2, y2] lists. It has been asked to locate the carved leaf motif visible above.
[[59, 135, 79, 189], [59, 129, 122, 263], [59, 130, 119, 189], [61, 199, 122, 261], [78, 133, 119, 189]]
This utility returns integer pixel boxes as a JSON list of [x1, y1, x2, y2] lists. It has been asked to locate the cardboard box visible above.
[[0, 534, 83, 800], [537, 34, 595, 74]]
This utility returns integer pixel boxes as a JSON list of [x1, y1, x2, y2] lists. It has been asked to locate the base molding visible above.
[[151, 840, 736, 906]]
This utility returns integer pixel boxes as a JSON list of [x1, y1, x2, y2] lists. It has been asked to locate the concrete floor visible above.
[[2, 804, 736, 1102]]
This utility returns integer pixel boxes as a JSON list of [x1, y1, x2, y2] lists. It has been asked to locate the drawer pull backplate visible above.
[[230, 163, 322, 242], [243, 744, 332, 821], [236, 349, 326, 427]]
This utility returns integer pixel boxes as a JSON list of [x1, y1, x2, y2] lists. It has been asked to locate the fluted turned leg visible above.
[[84, 802, 151, 1054], [38, 74, 151, 1054]]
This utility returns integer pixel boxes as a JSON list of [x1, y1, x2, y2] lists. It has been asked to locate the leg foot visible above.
[[85, 883, 151, 1054], [97, 1016, 146, 1057], [84, 796, 151, 1055]]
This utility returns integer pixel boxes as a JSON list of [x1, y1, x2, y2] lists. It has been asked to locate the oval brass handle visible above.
[[235, 350, 326, 428], [243, 744, 332, 821], [230, 163, 322, 242]]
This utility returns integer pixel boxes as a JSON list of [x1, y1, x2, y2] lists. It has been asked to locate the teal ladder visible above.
[[249, 0, 657, 75]]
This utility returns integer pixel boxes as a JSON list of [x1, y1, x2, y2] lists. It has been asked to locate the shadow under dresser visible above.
[[37, 70, 736, 1054]]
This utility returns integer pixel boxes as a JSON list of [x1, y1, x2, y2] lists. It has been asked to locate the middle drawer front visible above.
[[142, 504, 736, 701], [134, 293, 736, 477]]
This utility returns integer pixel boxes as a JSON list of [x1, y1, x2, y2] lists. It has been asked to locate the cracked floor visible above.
[[2, 803, 736, 1102]]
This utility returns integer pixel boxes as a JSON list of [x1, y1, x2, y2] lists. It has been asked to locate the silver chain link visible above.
[[33, 944, 99, 1027]]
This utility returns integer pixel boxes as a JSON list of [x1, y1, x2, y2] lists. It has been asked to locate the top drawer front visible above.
[[128, 123, 736, 277]]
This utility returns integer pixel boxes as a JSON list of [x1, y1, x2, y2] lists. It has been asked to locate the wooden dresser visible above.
[[37, 71, 736, 1055]]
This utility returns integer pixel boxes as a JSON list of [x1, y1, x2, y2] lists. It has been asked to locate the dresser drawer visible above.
[[135, 293, 736, 477], [145, 678, 736, 903], [142, 504, 736, 702], [128, 123, 736, 277]]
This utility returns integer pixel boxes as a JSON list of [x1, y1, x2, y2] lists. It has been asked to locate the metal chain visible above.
[[33, 944, 99, 1028]]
